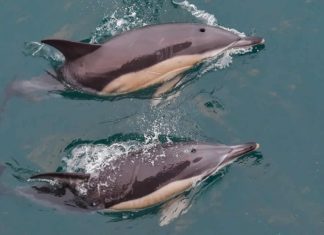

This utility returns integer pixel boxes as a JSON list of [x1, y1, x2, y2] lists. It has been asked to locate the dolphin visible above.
[[41, 23, 264, 96], [0, 23, 264, 114], [23, 141, 259, 212]]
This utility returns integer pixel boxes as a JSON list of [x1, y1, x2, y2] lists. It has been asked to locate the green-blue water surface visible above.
[[0, 0, 323, 234]]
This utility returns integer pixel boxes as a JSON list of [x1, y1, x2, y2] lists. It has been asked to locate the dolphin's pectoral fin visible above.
[[159, 194, 191, 226], [29, 172, 90, 188], [41, 39, 101, 61], [153, 75, 182, 98], [151, 75, 182, 106]]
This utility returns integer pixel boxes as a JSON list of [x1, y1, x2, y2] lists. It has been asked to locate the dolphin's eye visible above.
[[200, 28, 206, 32], [191, 148, 197, 153]]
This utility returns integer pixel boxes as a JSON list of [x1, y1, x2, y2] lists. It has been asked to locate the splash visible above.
[[61, 108, 194, 174], [199, 47, 253, 75], [172, 0, 217, 25], [89, 0, 165, 43], [141, 113, 181, 145], [62, 133, 176, 174], [61, 106, 199, 175], [62, 141, 141, 174], [172, 0, 246, 36], [89, 7, 146, 43]]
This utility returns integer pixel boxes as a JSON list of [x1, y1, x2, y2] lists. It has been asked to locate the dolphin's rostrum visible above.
[[26, 141, 259, 211]]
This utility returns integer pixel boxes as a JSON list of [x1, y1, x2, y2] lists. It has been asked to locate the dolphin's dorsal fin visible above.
[[41, 39, 101, 61], [29, 172, 90, 187]]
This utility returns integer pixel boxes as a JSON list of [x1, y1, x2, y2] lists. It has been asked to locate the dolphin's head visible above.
[[170, 142, 260, 179], [186, 24, 264, 56]]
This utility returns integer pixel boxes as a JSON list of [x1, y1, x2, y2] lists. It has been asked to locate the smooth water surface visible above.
[[0, 0, 323, 234]]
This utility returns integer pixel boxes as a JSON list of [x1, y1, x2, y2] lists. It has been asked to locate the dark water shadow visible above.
[[57, 83, 167, 102]]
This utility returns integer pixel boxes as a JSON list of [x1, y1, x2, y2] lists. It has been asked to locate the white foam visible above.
[[200, 46, 253, 74], [172, 0, 217, 26], [62, 141, 141, 174], [172, 0, 246, 36], [62, 109, 183, 177], [89, 4, 148, 44]]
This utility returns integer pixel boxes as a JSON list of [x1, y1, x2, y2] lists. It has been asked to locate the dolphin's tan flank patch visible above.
[[106, 176, 201, 211], [100, 54, 203, 94], [100, 47, 226, 95]]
